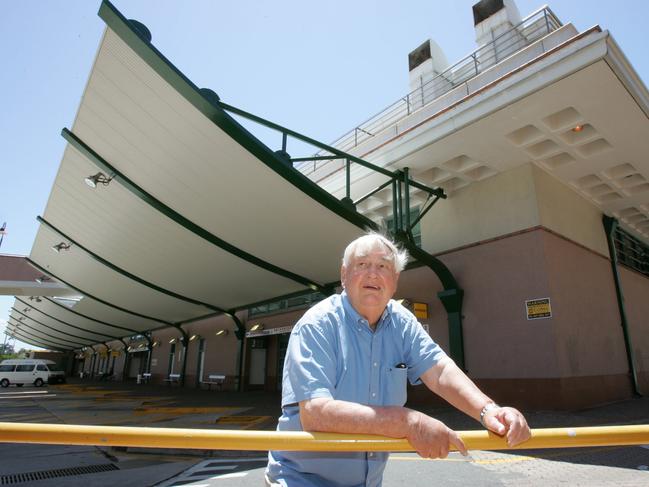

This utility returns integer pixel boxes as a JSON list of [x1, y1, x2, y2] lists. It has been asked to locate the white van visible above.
[[0, 359, 66, 387]]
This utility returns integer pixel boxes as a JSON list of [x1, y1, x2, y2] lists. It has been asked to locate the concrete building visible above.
[[3, 0, 648, 409]]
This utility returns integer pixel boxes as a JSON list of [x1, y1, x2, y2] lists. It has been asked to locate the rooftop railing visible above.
[[296, 6, 562, 176]]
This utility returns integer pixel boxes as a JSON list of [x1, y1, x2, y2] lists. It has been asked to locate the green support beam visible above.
[[603, 216, 641, 396]]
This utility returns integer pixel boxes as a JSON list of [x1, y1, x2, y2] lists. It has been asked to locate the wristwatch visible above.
[[479, 402, 500, 428]]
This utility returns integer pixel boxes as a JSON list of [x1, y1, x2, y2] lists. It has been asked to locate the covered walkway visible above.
[[6, 0, 458, 386]]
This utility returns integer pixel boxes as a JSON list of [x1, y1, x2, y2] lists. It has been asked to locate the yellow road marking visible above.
[[215, 416, 273, 429], [134, 407, 237, 415], [390, 446, 628, 465]]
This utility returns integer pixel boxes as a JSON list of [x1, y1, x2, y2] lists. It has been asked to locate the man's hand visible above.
[[406, 411, 467, 458], [482, 406, 531, 447]]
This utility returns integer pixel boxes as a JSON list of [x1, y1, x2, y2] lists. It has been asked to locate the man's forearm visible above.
[[422, 357, 493, 421], [300, 398, 418, 439]]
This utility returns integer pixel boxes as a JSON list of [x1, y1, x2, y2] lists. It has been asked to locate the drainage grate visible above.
[[1, 464, 118, 484]]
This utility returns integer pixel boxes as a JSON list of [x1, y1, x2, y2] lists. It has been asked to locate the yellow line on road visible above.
[[391, 445, 629, 465], [134, 407, 238, 415]]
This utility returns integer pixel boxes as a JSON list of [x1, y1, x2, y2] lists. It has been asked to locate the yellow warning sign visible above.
[[413, 302, 428, 319], [526, 298, 552, 320]]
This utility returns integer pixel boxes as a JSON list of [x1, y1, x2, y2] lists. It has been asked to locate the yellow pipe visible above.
[[1, 423, 648, 451]]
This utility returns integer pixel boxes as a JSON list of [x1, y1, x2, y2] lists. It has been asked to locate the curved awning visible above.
[[12, 0, 377, 349]]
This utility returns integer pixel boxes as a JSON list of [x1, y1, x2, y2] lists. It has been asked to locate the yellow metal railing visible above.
[[1, 423, 648, 451]]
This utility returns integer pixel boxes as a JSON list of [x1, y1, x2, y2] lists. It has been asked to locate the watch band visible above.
[[479, 402, 500, 428]]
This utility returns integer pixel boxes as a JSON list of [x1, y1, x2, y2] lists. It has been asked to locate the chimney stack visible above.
[[472, 0, 523, 69], [407, 39, 449, 111]]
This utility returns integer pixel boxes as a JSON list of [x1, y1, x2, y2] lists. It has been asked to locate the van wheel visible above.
[[0, 379, 9, 388], [34, 378, 44, 387], [16, 383, 23, 387]]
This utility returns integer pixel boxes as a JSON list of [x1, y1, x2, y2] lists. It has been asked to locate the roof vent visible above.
[[407, 39, 448, 111], [408, 40, 432, 72], [472, 0, 522, 70], [472, 0, 505, 25]]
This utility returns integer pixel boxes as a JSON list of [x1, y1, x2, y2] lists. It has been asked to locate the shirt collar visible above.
[[341, 291, 390, 331]]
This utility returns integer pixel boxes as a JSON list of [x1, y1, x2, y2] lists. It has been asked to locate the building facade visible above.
[[6, 0, 649, 410]]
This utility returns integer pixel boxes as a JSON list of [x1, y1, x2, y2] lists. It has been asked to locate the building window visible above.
[[249, 292, 326, 318], [614, 227, 649, 277]]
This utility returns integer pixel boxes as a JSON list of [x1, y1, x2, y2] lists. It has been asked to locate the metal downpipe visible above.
[[602, 216, 642, 396]]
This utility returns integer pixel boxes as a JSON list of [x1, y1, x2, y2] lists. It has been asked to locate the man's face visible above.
[[341, 245, 399, 322]]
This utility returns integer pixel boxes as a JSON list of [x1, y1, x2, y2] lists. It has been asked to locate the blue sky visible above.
[[1, 0, 647, 351]]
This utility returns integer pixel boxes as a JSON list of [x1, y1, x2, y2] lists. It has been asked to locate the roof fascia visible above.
[[603, 32, 649, 119]]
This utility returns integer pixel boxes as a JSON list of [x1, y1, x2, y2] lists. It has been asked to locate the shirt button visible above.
[[373, 362, 378, 367], [371, 392, 376, 397], [369, 452, 374, 457]]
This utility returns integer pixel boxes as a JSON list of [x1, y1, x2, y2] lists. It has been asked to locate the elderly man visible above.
[[266, 233, 530, 486]]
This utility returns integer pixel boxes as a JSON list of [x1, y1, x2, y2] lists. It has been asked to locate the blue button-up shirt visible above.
[[266, 292, 446, 486]]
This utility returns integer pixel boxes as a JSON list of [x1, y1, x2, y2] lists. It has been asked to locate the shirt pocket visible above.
[[384, 366, 408, 406]]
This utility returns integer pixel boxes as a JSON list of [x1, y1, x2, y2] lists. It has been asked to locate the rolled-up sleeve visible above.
[[285, 321, 337, 404], [404, 319, 447, 385]]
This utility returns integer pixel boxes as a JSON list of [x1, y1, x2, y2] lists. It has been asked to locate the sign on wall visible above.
[[246, 325, 294, 338], [413, 302, 429, 319], [526, 298, 552, 320]]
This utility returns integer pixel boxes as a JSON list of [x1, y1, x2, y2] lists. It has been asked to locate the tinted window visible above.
[[0, 365, 15, 372], [16, 365, 35, 372], [36, 364, 49, 371]]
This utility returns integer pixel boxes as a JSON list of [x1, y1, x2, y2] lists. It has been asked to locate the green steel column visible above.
[[437, 288, 465, 371], [397, 238, 466, 370], [397, 178, 403, 231], [235, 327, 246, 392], [403, 168, 411, 240], [144, 334, 153, 374], [227, 312, 247, 392], [392, 181, 398, 234], [119, 339, 129, 382], [346, 159, 351, 200], [174, 327, 189, 387], [602, 216, 641, 396]]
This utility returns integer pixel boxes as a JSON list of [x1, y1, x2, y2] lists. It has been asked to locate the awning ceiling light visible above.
[[84, 172, 113, 188]]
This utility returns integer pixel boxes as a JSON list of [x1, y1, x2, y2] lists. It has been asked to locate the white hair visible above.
[[342, 232, 409, 273]]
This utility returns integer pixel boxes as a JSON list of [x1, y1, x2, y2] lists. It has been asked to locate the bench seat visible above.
[[202, 374, 226, 390], [164, 373, 181, 385]]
